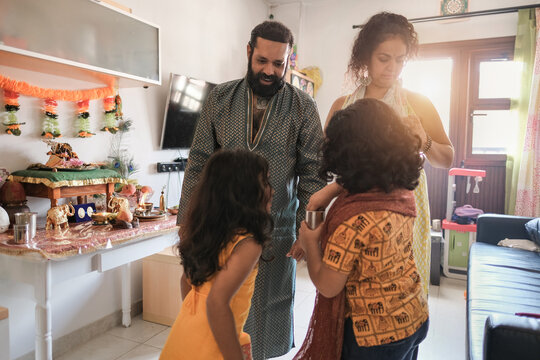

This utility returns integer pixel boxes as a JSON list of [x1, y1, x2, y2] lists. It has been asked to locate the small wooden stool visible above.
[[0, 306, 9, 360]]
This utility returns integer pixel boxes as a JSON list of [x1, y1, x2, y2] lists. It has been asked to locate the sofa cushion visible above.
[[525, 218, 540, 246], [467, 242, 540, 360]]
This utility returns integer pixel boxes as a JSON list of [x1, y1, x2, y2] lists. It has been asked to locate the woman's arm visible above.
[[206, 238, 262, 360], [305, 96, 348, 212], [306, 181, 344, 211], [406, 90, 454, 169], [323, 96, 347, 133], [298, 222, 348, 298]]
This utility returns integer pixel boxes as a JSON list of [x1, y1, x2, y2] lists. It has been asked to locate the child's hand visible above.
[[298, 221, 323, 253]]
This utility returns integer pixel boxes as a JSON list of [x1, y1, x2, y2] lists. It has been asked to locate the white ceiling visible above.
[[265, 0, 332, 5]]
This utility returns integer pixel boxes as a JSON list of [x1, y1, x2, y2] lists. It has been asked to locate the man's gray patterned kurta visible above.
[[177, 77, 325, 359]]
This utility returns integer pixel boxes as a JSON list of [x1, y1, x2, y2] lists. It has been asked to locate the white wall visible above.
[[0, 0, 268, 358], [273, 0, 538, 125]]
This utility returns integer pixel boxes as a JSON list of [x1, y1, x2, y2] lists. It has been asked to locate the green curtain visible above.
[[506, 9, 536, 214]]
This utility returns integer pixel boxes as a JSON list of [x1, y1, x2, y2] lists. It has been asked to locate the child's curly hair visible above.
[[321, 98, 423, 194]]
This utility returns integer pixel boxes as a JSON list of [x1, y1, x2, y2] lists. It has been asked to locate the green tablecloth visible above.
[[9, 169, 126, 188]]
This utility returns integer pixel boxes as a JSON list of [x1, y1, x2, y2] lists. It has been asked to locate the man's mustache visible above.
[[257, 73, 278, 83]]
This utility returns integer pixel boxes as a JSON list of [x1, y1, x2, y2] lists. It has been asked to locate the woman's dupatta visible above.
[[293, 189, 416, 360]]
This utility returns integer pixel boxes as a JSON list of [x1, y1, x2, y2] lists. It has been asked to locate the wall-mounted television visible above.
[[160, 73, 216, 149]]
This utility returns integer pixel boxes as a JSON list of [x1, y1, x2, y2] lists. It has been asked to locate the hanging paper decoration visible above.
[[102, 96, 119, 134], [42, 98, 61, 138], [2, 90, 25, 136], [76, 100, 94, 138]]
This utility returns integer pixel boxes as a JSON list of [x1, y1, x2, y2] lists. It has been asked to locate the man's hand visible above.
[[287, 240, 305, 261]]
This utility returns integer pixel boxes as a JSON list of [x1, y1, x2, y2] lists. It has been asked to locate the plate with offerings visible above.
[[134, 211, 167, 222]]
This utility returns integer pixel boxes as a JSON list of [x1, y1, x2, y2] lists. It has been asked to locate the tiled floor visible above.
[[57, 263, 467, 360]]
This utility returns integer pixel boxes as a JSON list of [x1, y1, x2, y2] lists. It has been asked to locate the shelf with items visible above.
[[286, 69, 315, 98], [0, 0, 160, 88], [442, 168, 486, 279]]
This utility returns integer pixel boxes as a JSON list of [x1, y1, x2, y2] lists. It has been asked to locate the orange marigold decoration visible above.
[[0, 74, 115, 101], [102, 96, 119, 133], [76, 99, 94, 138], [42, 98, 61, 138], [2, 89, 25, 136]]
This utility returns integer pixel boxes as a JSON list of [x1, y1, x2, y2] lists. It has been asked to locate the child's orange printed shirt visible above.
[[322, 210, 429, 347]]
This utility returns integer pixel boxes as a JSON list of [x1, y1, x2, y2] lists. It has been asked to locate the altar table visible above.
[[8, 168, 126, 208], [0, 215, 179, 360]]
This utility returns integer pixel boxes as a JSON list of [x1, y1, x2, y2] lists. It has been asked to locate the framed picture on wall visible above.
[[286, 69, 315, 98]]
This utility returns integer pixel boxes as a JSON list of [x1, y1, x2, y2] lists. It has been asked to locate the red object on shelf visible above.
[[0, 180, 26, 205], [442, 219, 477, 232], [448, 168, 486, 177]]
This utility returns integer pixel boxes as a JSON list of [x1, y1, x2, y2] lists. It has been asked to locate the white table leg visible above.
[[34, 261, 52, 360], [121, 263, 131, 327]]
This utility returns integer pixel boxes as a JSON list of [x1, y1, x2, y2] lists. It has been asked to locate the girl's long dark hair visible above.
[[178, 149, 273, 286]]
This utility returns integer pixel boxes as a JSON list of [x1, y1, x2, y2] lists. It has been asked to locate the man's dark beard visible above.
[[247, 55, 286, 98]]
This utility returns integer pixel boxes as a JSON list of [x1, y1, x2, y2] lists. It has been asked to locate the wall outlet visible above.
[[157, 160, 186, 173]]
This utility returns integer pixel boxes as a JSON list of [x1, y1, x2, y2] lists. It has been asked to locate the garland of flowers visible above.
[[76, 100, 95, 138], [0, 74, 118, 138], [2, 90, 25, 136], [102, 96, 119, 133], [0, 74, 114, 101], [42, 98, 61, 138]]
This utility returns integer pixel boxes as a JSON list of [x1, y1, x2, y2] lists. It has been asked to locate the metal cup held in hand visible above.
[[305, 210, 325, 230]]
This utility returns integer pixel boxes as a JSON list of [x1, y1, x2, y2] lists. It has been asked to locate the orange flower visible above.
[[43, 132, 54, 138], [4, 90, 18, 99], [44, 105, 57, 114], [5, 98, 19, 106], [45, 98, 58, 107]]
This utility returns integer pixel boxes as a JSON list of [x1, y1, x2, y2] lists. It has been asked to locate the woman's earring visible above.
[[360, 74, 372, 86]]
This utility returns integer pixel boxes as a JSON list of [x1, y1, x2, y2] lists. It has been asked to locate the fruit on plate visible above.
[[140, 185, 152, 194], [119, 184, 136, 196]]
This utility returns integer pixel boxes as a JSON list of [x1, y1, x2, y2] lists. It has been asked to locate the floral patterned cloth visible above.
[[515, 8, 540, 217], [0, 215, 178, 259]]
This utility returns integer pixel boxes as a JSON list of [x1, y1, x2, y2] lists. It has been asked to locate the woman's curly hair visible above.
[[348, 12, 418, 85], [321, 98, 423, 194], [178, 149, 273, 286]]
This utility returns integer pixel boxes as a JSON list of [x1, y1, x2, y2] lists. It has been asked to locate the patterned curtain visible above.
[[506, 9, 536, 214], [515, 8, 540, 216]]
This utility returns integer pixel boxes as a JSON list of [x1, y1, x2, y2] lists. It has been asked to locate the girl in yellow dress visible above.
[[160, 149, 273, 360]]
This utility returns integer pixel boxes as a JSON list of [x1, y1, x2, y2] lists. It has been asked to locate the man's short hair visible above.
[[249, 21, 294, 49]]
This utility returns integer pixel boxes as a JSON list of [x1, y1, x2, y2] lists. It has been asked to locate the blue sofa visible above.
[[467, 214, 540, 360]]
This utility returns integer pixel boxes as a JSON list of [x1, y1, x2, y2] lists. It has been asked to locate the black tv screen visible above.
[[160, 73, 216, 149]]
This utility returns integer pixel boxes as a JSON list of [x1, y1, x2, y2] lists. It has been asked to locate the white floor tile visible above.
[[107, 315, 168, 343], [116, 344, 162, 360], [60, 268, 468, 360], [144, 327, 171, 349], [56, 334, 139, 360]]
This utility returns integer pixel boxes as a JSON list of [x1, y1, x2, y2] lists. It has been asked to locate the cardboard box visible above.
[[142, 246, 183, 326]]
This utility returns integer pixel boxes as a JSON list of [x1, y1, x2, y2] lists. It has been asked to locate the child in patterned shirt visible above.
[[296, 98, 429, 360]]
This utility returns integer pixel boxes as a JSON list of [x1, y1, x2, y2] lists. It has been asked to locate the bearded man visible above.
[[177, 21, 325, 360]]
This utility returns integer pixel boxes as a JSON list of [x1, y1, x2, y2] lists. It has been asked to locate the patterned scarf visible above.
[[293, 188, 416, 359]]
